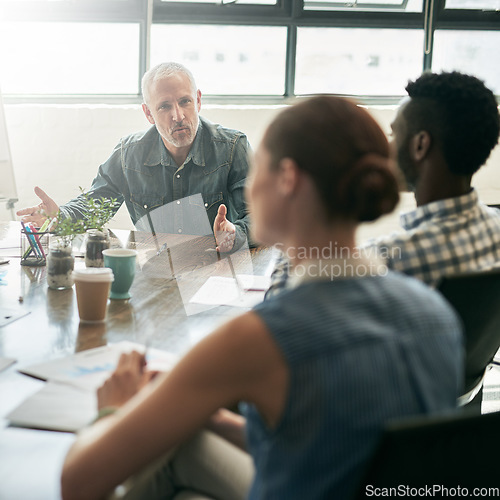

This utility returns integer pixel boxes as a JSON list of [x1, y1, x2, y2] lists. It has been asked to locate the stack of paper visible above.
[[0, 356, 16, 373], [189, 274, 271, 308], [0, 307, 30, 327], [7, 342, 177, 433], [6, 382, 97, 433]]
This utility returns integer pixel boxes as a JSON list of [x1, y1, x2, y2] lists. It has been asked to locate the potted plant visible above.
[[47, 189, 119, 289], [80, 193, 120, 268]]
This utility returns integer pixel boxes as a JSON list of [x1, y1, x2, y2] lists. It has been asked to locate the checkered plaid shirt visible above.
[[265, 189, 500, 297], [367, 189, 500, 287]]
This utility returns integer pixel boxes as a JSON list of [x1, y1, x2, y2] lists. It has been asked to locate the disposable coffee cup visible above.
[[73, 268, 114, 322]]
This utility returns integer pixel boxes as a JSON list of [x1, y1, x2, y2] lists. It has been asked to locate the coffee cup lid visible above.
[[73, 268, 114, 282]]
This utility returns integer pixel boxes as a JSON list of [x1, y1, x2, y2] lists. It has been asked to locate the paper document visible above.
[[0, 356, 16, 373], [18, 341, 178, 391], [236, 274, 271, 291], [7, 381, 96, 433], [9, 341, 178, 432], [0, 307, 31, 327], [189, 276, 267, 308]]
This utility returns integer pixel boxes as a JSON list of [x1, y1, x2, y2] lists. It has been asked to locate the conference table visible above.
[[0, 221, 275, 500]]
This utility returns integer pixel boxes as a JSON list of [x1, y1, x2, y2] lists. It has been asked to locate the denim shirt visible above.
[[60, 116, 252, 243]]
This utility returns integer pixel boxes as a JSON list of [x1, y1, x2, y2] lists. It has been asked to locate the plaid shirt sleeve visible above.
[[264, 253, 291, 300], [364, 190, 500, 287]]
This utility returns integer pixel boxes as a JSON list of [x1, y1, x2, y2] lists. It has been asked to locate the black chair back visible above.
[[354, 410, 500, 498], [437, 268, 500, 397]]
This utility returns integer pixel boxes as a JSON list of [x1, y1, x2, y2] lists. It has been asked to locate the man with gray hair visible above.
[[17, 62, 251, 251]]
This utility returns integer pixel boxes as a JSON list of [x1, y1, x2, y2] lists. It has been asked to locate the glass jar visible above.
[[85, 229, 110, 268], [47, 236, 75, 290]]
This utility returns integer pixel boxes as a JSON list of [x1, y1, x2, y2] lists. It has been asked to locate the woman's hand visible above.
[[97, 351, 157, 410]]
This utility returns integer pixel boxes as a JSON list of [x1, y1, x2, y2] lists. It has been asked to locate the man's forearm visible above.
[[233, 218, 251, 250], [58, 194, 92, 221], [59, 170, 124, 222]]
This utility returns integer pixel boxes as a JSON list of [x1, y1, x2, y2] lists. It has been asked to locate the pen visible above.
[[157, 242, 167, 256], [227, 256, 244, 298], [46, 218, 57, 232], [21, 221, 40, 259], [26, 223, 43, 258], [140, 338, 150, 375], [21, 221, 34, 259], [145, 209, 160, 253], [28, 223, 46, 258], [38, 218, 52, 233]]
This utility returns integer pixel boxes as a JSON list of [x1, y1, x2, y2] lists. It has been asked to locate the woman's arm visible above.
[[61, 311, 288, 500], [205, 408, 247, 451]]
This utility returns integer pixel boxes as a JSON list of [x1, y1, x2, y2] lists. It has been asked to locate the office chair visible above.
[[353, 410, 500, 498], [436, 267, 500, 409]]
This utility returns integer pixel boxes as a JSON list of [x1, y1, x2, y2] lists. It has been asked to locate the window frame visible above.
[[1, 0, 498, 103]]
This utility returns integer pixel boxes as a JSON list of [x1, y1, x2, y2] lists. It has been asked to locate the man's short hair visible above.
[[403, 71, 499, 176], [141, 62, 197, 105]]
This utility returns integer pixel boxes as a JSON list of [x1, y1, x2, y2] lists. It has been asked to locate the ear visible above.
[[142, 104, 156, 125], [196, 90, 202, 113], [410, 131, 431, 162], [277, 158, 300, 197]]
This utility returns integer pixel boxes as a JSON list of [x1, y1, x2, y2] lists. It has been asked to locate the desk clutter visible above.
[[18, 222, 138, 302], [7, 341, 177, 432], [15, 222, 273, 321], [189, 274, 271, 308], [0, 356, 16, 372], [20, 220, 111, 268], [20, 220, 51, 267], [0, 306, 30, 327], [17, 221, 272, 311], [0, 220, 274, 499]]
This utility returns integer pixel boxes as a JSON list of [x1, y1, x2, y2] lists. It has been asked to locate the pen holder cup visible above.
[[20, 229, 51, 267]]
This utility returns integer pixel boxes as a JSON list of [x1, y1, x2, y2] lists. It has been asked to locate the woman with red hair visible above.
[[62, 96, 462, 500]]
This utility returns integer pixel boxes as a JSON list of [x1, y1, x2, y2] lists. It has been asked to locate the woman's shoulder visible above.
[[255, 273, 461, 337]]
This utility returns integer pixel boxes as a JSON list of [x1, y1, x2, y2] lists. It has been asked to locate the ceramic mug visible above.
[[102, 248, 137, 299]]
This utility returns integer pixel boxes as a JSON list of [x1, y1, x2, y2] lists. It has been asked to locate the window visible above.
[[0, 22, 140, 94], [444, 0, 500, 10], [0, 0, 498, 100], [160, 0, 277, 4], [295, 28, 423, 95], [303, 0, 422, 12], [150, 24, 287, 95], [432, 30, 500, 95]]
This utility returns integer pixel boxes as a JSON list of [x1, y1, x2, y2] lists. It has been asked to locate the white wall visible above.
[[0, 103, 283, 229], [2, 103, 499, 241]]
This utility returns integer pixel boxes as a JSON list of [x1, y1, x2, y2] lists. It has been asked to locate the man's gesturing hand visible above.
[[214, 204, 236, 253], [16, 186, 59, 226]]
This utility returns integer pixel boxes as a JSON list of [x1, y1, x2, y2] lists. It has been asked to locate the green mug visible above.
[[102, 248, 138, 299]]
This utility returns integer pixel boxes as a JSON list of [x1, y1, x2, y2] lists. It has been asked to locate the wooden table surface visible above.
[[0, 221, 275, 500]]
